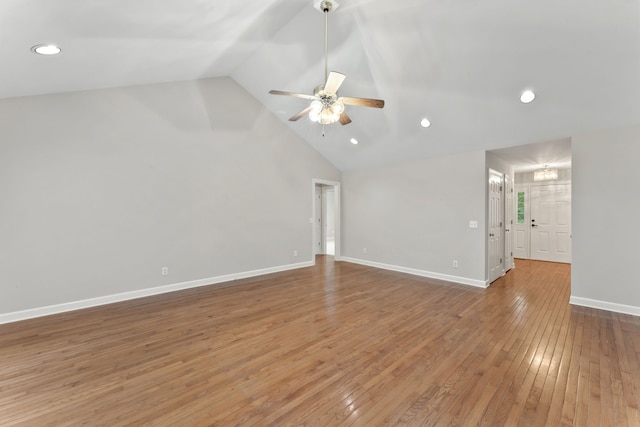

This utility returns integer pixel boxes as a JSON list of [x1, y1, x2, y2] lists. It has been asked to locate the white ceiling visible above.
[[3, 0, 639, 171], [490, 138, 572, 173]]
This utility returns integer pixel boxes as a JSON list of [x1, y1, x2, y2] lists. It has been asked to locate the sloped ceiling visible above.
[[2, 0, 638, 171]]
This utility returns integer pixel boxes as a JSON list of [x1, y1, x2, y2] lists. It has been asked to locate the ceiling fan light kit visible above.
[[269, 0, 384, 128]]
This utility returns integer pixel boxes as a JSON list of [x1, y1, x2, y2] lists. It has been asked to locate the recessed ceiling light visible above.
[[520, 90, 535, 104], [31, 44, 61, 55], [420, 118, 431, 128], [350, 138, 359, 145]]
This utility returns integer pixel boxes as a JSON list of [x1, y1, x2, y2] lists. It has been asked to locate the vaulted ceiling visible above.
[[3, 0, 638, 171]]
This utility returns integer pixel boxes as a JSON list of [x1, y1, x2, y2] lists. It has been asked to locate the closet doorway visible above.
[[312, 179, 341, 259]]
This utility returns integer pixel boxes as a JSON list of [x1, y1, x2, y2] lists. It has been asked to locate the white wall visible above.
[[571, 124, 640, 315], [486, 152, 515, 180], [0, 77, 340, 318], [342, 150, 487, 286]]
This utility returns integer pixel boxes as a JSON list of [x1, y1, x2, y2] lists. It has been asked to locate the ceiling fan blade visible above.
[[339, 112, 352, 125], [269, 90, 317, 101], [341, 96, 385, 108], [289, 106, 313, 122], [323, 71, 346, 94]]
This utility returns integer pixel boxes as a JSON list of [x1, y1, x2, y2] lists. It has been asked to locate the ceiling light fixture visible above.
[[534, 165, 558, 181], [309, 97, 345, 125], [350, 138, 359, 145], [520, 90, 535, 104], [31, 44, 61, 55], [420, 118, 431, 128]]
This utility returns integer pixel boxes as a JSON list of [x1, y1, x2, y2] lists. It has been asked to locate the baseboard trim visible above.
[[570, 296, 640, 317], [0, 261, 314, 325], [340, 257, 488, 289]]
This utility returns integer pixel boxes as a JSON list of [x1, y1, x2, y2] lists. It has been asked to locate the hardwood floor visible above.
[[1, 257, 640, 426]]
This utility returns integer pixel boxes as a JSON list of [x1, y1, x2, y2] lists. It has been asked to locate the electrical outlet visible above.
[[162, 267, 169, 276], [452, 260, 459, 268], [363, 247, 367, 254], [293, 250, 298, 257], [469, 220, 478, 229]]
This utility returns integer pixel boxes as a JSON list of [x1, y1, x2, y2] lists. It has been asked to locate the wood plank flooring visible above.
[[1, 257, 640, 425]]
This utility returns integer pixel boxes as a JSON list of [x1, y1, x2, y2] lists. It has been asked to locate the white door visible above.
[[504, 175, 514, 272], [488, 169, 504, 283], [513, 185, 530, 259], [530, 184, 572, 263]]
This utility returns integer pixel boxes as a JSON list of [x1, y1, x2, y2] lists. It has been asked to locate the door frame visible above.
[[312, 179, 341, 261], [314, 186, 324, 254]]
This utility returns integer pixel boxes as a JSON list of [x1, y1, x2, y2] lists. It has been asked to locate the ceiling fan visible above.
[[269, 0, 384, 126]]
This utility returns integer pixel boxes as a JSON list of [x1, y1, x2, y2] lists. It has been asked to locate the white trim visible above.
[[341, 257, 489, 288], [0, 261, 314, 325], [570, 296, 640, 317]]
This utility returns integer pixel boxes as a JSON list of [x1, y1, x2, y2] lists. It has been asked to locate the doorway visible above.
[[487, 139, 572, 266], [313, 179, 341, 260]]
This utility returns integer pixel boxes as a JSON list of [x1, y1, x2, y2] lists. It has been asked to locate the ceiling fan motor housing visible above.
[[314, 85, 337, 104], [314, 0, 339, 13]]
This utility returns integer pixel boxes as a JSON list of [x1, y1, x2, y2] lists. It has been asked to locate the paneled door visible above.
[[488, 169, 504, 283], [530, 184, 572, 263], [504, 175, 514, 272]]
